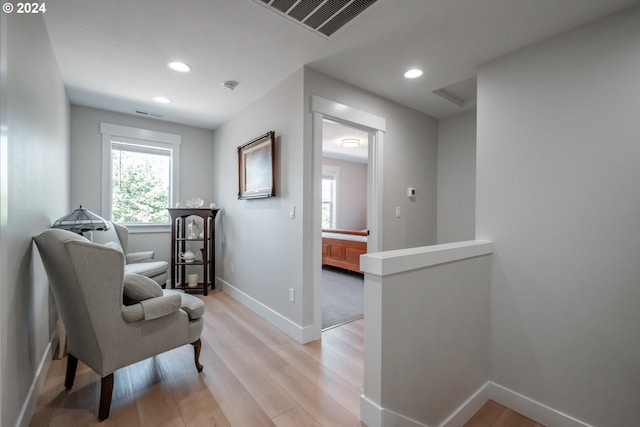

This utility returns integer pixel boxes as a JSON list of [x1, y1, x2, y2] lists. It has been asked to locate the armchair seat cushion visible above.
[[164, 290, 204, 320], [125, 261, 168, 278]]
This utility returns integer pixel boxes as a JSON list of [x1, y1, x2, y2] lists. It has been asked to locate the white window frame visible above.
[[322, 165, 339, 229], [100, 122, 181, 233]]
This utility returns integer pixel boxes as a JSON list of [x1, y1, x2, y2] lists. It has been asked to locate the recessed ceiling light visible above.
[[404, 68, 423, 79], [341, 138, 360, 148], [167, 61, 191, 73], [153, 96, 171, 104]]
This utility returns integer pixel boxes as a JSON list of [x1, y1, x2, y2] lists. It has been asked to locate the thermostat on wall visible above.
[[407, 187, 416, 198]]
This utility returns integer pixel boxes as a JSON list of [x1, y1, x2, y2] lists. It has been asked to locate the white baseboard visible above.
[[438, 382, 492, 427], [361, 394, 429, 427], [484, 382, 593, 427], [216, 277, 314, 344], [16, 339, 55, 427], [361, 395, 384, 427], [362, 381, 593, 427]]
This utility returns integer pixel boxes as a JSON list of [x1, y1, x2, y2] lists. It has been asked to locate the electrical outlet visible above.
[[230, 262, 234, 273], [395, 206, 401, 218], [289, 288, 295, 302]]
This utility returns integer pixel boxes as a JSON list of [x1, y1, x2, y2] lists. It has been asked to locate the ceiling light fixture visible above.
[[167, 61, 191, 73], [341, 138, 360, 148], [404, 68, 424, 79], [152, 96, 171, 104]]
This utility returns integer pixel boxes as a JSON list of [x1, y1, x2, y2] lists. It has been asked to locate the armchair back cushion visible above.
[[85, 222, 127, 252], [84, 221, 168, 286]]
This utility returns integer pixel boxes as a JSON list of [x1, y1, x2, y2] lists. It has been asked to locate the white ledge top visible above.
[[360, 240, 493, 276]]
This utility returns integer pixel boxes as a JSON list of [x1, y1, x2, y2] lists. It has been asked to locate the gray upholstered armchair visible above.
[[84, 221, 168, 286], [35, 228, 204, 420]]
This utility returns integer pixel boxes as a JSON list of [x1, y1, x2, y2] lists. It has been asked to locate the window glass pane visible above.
[[321, 202, 332, 229], [112, 145, 171, 224], [322, 178, 334, 201], [321, 177, 336, 228]]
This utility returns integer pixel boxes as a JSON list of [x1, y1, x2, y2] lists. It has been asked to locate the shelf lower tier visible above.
[[173, 283, 215, 293]]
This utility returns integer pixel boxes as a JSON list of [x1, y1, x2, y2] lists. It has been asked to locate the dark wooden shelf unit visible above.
[[168, 208, 220, 295]]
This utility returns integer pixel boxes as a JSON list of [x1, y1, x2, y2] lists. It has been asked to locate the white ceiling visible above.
[[43, 0, 638, 130]]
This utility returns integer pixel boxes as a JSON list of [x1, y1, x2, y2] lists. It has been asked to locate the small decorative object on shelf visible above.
[[179, 250, 196, 263], [187, 273, 199, 287], [185, 197, 204, 208], [168, 207, 220, 295], [187, 219, 199, 239]]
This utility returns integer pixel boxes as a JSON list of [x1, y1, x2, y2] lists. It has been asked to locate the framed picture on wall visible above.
[[238, 131, 275, 199]]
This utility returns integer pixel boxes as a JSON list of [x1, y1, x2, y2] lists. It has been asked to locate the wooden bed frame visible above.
[[321, 229, 367, 273]]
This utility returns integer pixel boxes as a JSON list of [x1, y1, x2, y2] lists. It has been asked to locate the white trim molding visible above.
[[361, 394, 430, 427], [482, 382, 594, 427], [310, 96, 387, 131], [360, 240, 494, 276]]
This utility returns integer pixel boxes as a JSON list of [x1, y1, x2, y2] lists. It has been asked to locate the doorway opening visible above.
[[321, 119, 368, 330], [310, 95, 386, 340]]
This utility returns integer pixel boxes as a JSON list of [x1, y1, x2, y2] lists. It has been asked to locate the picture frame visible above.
[[238, 131, 275, 200]]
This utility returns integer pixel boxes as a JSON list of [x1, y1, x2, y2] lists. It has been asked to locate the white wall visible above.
[[437, 111, 476, 244], [70, 106, 215, 263], [211, 69, 306, 329], [304, 68, 439, 251], [477, 7, 640, 426], [0, 12, 70, 427], [322, 157, 367, 230]]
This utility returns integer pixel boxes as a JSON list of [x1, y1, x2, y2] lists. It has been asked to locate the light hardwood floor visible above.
[[30, 290, 543, 427], [31, 290, 365, 427]]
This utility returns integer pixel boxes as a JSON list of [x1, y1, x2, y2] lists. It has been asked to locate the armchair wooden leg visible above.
[[191, 339, 203, 372], [64, 354, 78, 389], [98, 373, 114, 421]]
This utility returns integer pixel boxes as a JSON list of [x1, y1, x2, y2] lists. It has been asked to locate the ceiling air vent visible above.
[[254, 0, 378, 37]]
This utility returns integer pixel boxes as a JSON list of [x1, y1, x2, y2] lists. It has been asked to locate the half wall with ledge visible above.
[[360, 240, 493, 427]]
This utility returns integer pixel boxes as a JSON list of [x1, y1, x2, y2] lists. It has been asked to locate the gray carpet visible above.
[[322, 266, 364, 330]]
